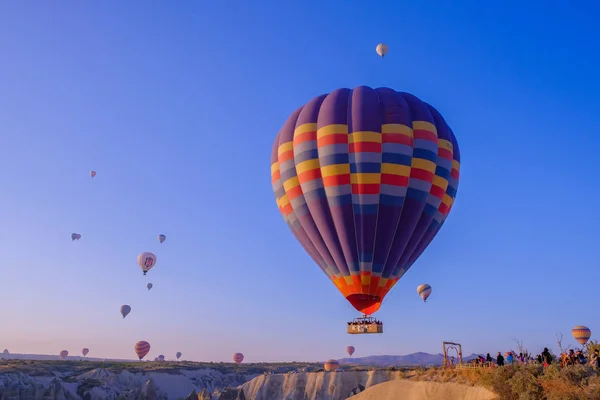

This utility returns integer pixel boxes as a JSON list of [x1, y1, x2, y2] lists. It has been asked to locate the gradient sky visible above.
[[0, 0, 599, 363]]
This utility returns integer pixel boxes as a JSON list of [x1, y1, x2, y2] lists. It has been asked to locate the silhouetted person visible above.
[[542, 347, 552, 367], [496, 352, 504, 366], [486, 353, 492, 363]]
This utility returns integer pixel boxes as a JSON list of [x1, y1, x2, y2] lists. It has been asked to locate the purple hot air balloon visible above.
[[233, 352, 244, 364], [346, 346, 355, 356], [270, 86, 460, 316]]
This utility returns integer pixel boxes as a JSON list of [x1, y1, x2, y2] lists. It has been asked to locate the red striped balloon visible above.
[[572, 325, 592, 346], [346, 346, 355, 356], [324, 359, 340, 371], [233, 352, 244, 364], [135, 341, 151, 360]]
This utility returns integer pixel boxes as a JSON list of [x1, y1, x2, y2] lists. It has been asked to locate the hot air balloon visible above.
[[376, 43, 388, 58], [147, 283, 153, 291], [82, 348, 89, 357], [324, 359, 340, 371], [572, 326, 592, 346], [417, 284, 432, 302], [158, 234, 166, 243], [71, 233, 81, 241], [270, 86, 460, 333], [346, 346, 355, 356], [154, 357, 159, 361], [233, 352, 244, 364], [138, 252, 157, 275], [135, 341, 151, 360], [176, 352, 182, 360], [90, 170, 96, 178], [120, 305, 131, 318], [158, 354, 165, 361], [60, 350, 69, 360]]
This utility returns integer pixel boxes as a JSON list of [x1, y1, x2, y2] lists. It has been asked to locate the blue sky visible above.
[[0, 0, 599, 362]]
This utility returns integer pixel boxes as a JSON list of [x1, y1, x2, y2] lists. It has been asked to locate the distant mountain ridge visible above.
[[1, 352, 136, 362], [337, 352, 480, 366]]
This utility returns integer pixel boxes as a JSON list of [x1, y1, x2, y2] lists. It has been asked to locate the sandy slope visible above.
[[351, 379, 497, 400]]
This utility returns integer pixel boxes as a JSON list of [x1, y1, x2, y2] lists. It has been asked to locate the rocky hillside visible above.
[[0, 360, 257, 399], [238, 370, 404, 400]]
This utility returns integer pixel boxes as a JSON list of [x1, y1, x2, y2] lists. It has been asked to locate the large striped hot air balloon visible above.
[[271, 87, 460, 316], [233, 352, 244, 364], [417, 284, 432, 302], [135, 341, 151, 360], [346, 346, 355, 356], [572, 326, 592, 346], [324, 359, 340, 371], [60, 350, 68, 360]]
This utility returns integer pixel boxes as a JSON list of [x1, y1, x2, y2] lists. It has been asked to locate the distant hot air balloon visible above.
[[138, 252, 157, 275], [154, 357, 159, 361], [270, 87, 461, 317], [158, 354, 165, 361], [158, 234, 166, 244], [82, 348, 89, 357], [90, 170, 96, 178], [3, 349, 9, 356], [60, 350, 69, 360], [233, 352, 244, 364], [376, 43, 388, 58], [147, 283, 153, 291], [346, 346, 355, 356], [176, 352, 182, 360], [71, 233, 81, 241], [572, 326, 592, 346], [324, 359, 340, 371], [120, 305, 131, 318], [417, 284, 432, 302], [135, 341, 151, 360]]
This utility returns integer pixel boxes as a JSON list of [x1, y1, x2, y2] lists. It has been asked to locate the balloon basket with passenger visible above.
[[347, 315, 383, 334]]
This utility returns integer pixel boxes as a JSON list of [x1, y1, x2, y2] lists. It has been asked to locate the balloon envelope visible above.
[[376, 43, 388, 57], [82, 348, 89, 357], [572, 325, 591, 346], [158, 234, 166, 243], [90, 170, 96, 178], [138, 252, 157, 274], [60, 350, 68, 360], [271, 86, 460, 315], [233, 352, 244, 364], [158, 355, 165, 361], [417, 284, 432, 302], [120, 305, 131, 318], [346, 346, 355, 356], [176, 352, 182, 359], [135, 341, 151, 360], [147, 283, 153, 290], [71, 233, 81, 241], [324, 359, 339, 371]]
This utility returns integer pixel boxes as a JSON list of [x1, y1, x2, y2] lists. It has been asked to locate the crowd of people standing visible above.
[[464, 347, 600, 369]]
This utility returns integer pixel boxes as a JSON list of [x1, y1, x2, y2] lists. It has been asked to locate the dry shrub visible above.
[[508, 366, 543, 399]]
